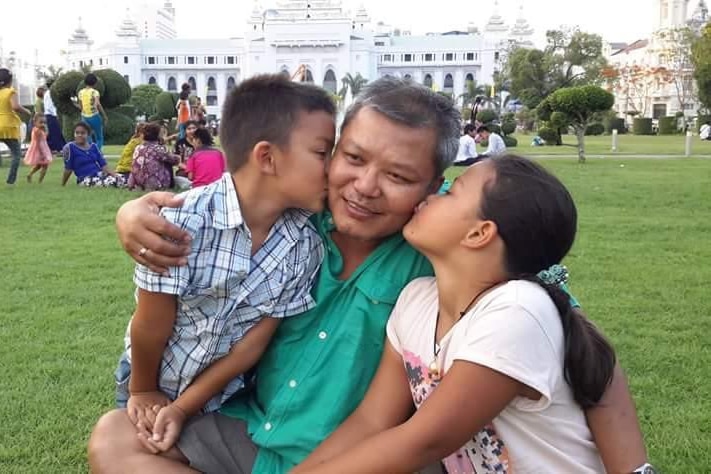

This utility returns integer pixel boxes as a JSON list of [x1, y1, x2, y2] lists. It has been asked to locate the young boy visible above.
[[115, 74, 336, 452]]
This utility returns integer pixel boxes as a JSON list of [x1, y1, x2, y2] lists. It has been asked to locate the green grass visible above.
[[1, 156, 710, 472], [515, 133, 711, 156]]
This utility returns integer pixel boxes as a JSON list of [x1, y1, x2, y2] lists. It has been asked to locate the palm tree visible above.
[[40, 66, 64, 85], [338, 73, 368, 102]]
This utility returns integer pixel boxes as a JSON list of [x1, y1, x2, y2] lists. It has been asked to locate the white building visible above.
[[606, 0, 708, 119], [64, 0, 535, 118]]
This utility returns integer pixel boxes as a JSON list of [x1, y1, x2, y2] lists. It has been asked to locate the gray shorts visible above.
[[177, 412, 257, 474]]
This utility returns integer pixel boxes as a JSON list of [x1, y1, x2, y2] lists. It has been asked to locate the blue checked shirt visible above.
[[115, 173, 323, 413]]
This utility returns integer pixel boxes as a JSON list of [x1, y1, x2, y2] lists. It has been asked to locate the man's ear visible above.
[[251, 141, 276, 175], [461, 220, 498, 250]]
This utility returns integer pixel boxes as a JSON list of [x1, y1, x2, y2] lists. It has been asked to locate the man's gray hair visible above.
[[341, 76, 462, 176]]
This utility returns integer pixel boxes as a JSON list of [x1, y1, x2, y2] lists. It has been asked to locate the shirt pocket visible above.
[[352, 278, 403, 344]]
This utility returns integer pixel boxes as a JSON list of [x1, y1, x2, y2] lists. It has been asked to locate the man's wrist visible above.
[[631, 463, 656, 474]]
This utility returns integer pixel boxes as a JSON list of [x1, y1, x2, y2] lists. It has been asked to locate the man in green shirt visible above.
[[89, 78, 647, 473]]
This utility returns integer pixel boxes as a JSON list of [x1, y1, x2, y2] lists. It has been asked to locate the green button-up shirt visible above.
[[221, 211, 433, 473]]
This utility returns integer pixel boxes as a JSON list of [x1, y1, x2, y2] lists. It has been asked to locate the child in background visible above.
[[179, 126, 225, 188], [116, 123, 145, 178], [24, 114, 53, 183], [0, 68, 32, 184]]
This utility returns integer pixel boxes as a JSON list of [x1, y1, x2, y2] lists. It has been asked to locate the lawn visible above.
[[515, 133, 711, 156], [1, 156, 710, 472]]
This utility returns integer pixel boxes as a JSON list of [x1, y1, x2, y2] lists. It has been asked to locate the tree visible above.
[[692, 24, 711, 112], [40, 66, 64, 85], [130, 84, 163, 118], [538, 85, 614, 163], [155, 91, 178, 120], [338, 73, 368, 102], [602, 65, 673, 116], [656, 27, 698, 116], [503, 28, 607, 109]]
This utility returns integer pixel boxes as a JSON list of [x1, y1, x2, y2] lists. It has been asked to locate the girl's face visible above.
[[403, 160, 497, 257], [188, 135, 201, 148], [74, 126, 89, 145], [186, 124, 198, 138], [35, 117, 47, 129]]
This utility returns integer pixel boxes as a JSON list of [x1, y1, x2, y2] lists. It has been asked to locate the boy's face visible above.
[[274, 110, 335, 213]]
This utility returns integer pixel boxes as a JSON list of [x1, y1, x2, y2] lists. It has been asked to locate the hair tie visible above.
[[537, 264, 569, 286]]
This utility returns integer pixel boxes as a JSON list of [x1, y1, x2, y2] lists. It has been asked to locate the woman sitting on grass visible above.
[[61, 122, 125, 188], [127, 122, 179, 191], [295, 155, 635, 474], [115, 123, 145, 179]]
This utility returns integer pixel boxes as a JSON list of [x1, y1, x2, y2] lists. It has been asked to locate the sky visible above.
[[2, 0, 658, 66]]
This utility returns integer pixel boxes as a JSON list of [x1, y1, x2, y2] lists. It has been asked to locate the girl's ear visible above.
[[460, 220, 498, 250]]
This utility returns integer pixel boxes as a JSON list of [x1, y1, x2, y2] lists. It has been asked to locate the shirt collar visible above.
[[212, 173, 245, 230]]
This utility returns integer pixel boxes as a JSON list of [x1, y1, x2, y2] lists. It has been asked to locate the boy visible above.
[[115, 74, 336, 452]]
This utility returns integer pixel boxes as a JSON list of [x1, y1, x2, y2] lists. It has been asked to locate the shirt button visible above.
[[328, 217, 334, 225], [372, 299, 379, 305], [264, 422, 272, 431], [318, 331, 327, 340], [289, 380, 297, 388]]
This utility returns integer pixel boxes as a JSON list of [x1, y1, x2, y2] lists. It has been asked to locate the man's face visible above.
[[327, 107, 440, 243]]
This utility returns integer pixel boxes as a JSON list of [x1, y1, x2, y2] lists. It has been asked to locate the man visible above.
[[452, 123, 478, 167], [476, 124, 507, 159], [89, 78, 648, 474], [700, 121, 710, 141]]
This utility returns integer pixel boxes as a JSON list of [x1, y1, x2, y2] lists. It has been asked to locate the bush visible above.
[[94, 69, 132, 109], [658, 116, 677, 135], [537, 126, 559, 145], [476, 108, 498, 124], [503, 136, 518, 148], [155, 91, 178, 120], [51, 71, 85, 116], [61, 112, 81, 140], [488, 124, 502, 135], [131, 84, 163, 119], [115, 104, 136, 119], [104, 109, 135, 145], [501, 120, 517, 136], [585, 122, 605, 136], [633, 118, 654, 135], [606, 117, 627, 134]]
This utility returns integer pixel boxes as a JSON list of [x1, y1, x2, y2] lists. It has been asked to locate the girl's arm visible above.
[[586, 361, 648, 473], [293, 342, 425, 472], [299, 360, 520, 474]]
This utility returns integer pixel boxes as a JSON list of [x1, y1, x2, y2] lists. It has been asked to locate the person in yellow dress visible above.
[[76, 73, 108, 150], [115, 123, 145, 178], [0, 68, 32, 185]]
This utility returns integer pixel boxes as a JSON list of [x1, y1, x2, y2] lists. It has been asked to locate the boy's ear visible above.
[[251, 141, 277, 175]]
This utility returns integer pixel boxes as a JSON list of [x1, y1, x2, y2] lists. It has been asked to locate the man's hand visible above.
[[127, 391, 171, 435], [116, 192, 191, 274]]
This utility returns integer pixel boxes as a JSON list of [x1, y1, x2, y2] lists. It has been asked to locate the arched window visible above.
[[227, 76, 236, 91], [444, 73, 454, 93], [423, 74, 433, 88], [404, 73, 412, 80], [167, 77, 177, 91], [206, 76, 218, 106], [188, 76, 197, 94], [280, 68, 290, 78], [148, 76, 157, 85], [323, 69, 337, 93], [304, 69, 314, 83], [465, 73, 474, 83]]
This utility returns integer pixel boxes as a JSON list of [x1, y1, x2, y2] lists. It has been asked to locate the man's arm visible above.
[[586, 362, 648, 473], [293, 342, 416, 472]]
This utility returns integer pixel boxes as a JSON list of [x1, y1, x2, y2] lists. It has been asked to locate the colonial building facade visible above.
[[64, 0, 535, 117]]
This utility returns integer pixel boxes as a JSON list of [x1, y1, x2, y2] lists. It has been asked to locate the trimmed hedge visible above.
[[658, 116, 677, 135], [94, 69, 132, 109], [503, 136, 518, 148], [155, 91, 178, 120], [632, 118, 654, 135], [115, 104, 137, 119], [476, 109, 498, 124], [104, 109, 135, 145], [537, 126, 559, 145], [606, 117, 627, 134], [501, 120, 517, 136], [585, 122, 605, 136]]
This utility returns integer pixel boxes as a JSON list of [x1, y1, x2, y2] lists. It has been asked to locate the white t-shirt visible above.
[[484, 132, 507, 156], [44, 91, 57, 116], [455, 134, 478, 162], [700, 124, 710, 140], [386, 278, 604, 474]]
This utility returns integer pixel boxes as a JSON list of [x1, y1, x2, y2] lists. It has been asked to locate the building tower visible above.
[[656, 0, 691, 30]]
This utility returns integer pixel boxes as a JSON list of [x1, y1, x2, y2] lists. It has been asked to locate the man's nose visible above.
[[352, 166, 381, 198]]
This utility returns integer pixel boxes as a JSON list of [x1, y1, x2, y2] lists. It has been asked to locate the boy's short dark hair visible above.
[[219, 74, 336, 172], [464, 123, 476, 134], [85, 73, 98, 86], [192, 127, 214, 147], [142, 122, 162, 141], [477, 125, 490, 134]]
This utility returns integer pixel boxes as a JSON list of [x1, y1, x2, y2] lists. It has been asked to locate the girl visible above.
[[24, 114, 53, 183], [176, 90, 191, 140], [115, 123, 145, 178], [296, 155, 642, 473], [0, 68, 32, 185], [61, 122, 125, 187], [177, 126, 225, 189], [76, 73, 108, 150], [127, 122, 179, 191]]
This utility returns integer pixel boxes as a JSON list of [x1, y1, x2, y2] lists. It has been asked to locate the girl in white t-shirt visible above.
[[296, 155, 642, 473]]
